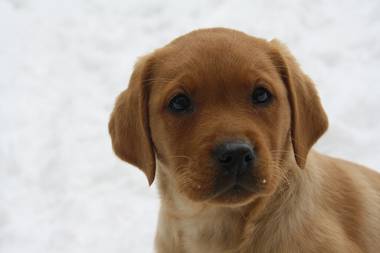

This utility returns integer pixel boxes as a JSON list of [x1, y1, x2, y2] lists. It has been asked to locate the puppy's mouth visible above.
[[213, 183, 249, 199], [210, 176, 265, 200]]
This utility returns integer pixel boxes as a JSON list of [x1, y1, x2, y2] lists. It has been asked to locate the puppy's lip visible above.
[[210, 173, 271, 200], [210, 180, 254, 200]]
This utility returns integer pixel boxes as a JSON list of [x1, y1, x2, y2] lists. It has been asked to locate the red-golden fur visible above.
[[109, 28, 380, 253]]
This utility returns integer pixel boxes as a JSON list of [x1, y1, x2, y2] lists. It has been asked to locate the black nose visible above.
[[213, 142, 255, 175]]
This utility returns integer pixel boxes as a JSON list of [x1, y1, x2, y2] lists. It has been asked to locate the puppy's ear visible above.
[[270, 40, 328, 168], [109, 54, 156, 185]]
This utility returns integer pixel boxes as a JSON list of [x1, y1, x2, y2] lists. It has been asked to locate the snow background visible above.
[[0, 0, 379, 252]]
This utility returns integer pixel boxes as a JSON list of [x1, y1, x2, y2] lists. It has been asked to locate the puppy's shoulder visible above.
[[307, 150, 380, 252], [311, 150, 380, 190]]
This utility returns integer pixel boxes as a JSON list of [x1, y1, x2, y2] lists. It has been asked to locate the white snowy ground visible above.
[[0, 0, 380, 252]]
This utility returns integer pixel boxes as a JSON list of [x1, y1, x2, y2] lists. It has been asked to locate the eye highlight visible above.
[[251, 87, 272, 105], [168, 94, 193, 113]]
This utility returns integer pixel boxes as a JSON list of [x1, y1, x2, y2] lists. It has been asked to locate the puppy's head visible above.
[[109, 28, 328, 206]]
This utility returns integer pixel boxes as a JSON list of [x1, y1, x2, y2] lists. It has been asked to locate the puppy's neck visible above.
[[156, 163, 254, 252]]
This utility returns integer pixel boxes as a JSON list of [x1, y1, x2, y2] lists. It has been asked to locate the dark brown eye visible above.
[[168, 94, 193, 113], [252, 87, 272, 105]]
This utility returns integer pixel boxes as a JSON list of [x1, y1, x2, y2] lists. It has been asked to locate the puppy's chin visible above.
[[207, 185, 259, 206], [178, 174, 275, 207], [207, 180, 275, 206]]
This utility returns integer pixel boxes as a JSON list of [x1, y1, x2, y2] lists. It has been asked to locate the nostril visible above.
[[244, 153, 253, 163], [219, 154, 233, 164]]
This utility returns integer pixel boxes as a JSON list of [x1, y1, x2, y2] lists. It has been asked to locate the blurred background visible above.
[[1, 0, 379, 252]]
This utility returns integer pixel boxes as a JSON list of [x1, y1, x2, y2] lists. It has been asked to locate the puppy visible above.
[[109, 28, 380, 253]]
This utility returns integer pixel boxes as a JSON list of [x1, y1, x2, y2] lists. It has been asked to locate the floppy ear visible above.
[[270, 40, 328, 168], [109, 54, 156, 185]]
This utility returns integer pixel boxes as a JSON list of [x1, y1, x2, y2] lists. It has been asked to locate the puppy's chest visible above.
[[180, 214, 244, 253], [179, 209, 306, 253]]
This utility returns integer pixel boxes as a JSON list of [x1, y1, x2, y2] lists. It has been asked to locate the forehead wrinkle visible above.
[[154, 37, 278, 96], [155, 58, 273, 104]]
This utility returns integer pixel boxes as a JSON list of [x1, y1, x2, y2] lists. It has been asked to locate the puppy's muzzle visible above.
[[213, 141, 255, 178]]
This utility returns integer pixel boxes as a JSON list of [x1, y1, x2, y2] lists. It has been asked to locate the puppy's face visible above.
[[109, 28, 328, 206], [149, 33, 290, 205]]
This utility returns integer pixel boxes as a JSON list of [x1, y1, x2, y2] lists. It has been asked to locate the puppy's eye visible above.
[[252, 87, 272, 105], [168, 94, 193, 113]]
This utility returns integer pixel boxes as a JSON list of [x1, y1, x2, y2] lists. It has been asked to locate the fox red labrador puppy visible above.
[[109, 28, 380, 253]]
